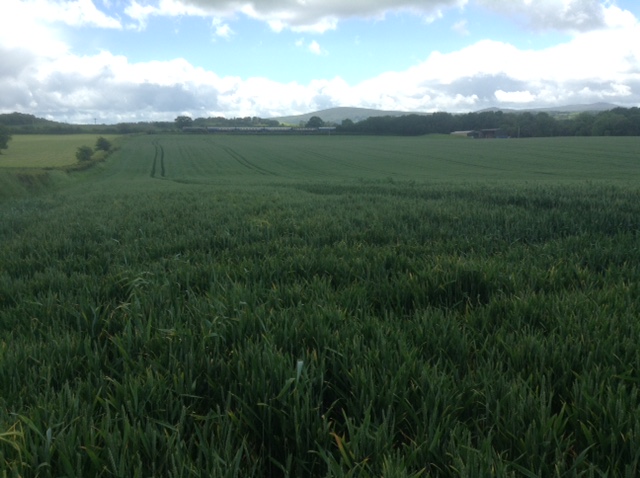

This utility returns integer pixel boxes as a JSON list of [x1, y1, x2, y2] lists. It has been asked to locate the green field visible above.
[[101, 134, 640, 183], [1, 134, 640, 476], [0, 134, 119, 169]]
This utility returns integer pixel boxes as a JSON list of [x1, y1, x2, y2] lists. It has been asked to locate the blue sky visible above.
[[1, 0, 639, 123]]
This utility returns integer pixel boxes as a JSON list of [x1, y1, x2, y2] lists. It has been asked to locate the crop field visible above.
[[100, 134, 640, 184], [1, 134, 640, 476], [0, 135, 120, 169]]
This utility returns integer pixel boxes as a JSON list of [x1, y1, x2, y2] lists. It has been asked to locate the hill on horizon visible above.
[[271, 107, 430, 125], [271, 103, 620, 125], [476, 102, 619, 114]]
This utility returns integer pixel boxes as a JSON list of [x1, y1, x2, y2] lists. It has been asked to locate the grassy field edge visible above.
[[0, 136, 126, 202]]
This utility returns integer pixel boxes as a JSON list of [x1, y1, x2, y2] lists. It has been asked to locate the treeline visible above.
[[176, 115, 281, 129], [3, 107, 640, 137], [0, 112, 282, 135], [0, 112, 178, 135], [193, 116, 280, 128], [337, 107, 640, 137], [0, 112, 83, 134]]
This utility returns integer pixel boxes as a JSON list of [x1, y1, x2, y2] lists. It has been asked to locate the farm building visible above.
[[479, 128, 507, 139], [450, 130, 480, 138]]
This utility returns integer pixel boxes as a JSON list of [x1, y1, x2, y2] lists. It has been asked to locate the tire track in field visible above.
[[222, 146, 277, 176], [150, 141, 158, 178], [150, 140, 166, 178], [159, 143, 165, 177]]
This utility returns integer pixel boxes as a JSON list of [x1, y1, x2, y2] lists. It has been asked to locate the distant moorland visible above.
[[270, 102, 620, 125]]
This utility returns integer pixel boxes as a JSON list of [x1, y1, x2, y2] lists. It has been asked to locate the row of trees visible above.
[[175, 115, 281, 130], [336, 108, 640, 137]]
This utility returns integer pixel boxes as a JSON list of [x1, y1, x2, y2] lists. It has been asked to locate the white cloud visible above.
[[477, 0, 639, 35], [125, 0, 212, 28], [215, 23, 233, 37], [0, 7, 67, 58], [603, 3, 638, 28], [121, 0, 468, 33], [124, 1, 158, 28], [308, 40, 327, 55], [116, 0, 636, 35], [9, 0, 122, 29], [212, 18, 234, 38], [495, 89, 536, 103], [295, 38, 328, 55], [477, 0, 608, 32], [452, 19, 470, 35]]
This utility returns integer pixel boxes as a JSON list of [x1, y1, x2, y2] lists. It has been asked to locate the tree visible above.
[[534, 112, 557, 137], [76, 145, 93, 162], [572, 112, 595, 136], [339, 118, 355, 132], [591, 112, 631, 136], [306, 116, 325, 128], [174, 116, 193, 130], [95, 136, 112, 152], [0, 113, 37, 126], [0, 125, 12, 154]]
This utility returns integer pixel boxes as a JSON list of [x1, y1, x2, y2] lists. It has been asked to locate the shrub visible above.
[[95, 136, 112, 152], [75, 145, 93, 162]]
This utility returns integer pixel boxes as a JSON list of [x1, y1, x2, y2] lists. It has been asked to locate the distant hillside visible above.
[[273, 103, 621, 125], [0, 112, 60, 128], [0, 112, 173, 134], [476, 102, 619, 114], [271, 107, 429, 125], [0, 112, 93, 133]]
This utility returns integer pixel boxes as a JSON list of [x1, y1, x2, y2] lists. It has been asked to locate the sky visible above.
[[1, 0, 640, 124]]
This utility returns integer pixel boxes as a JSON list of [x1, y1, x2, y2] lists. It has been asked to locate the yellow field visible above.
[[0, 134, 119, 168]]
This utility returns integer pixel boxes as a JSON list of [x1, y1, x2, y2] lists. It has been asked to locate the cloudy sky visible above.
[[2, 0, 639, 123]]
